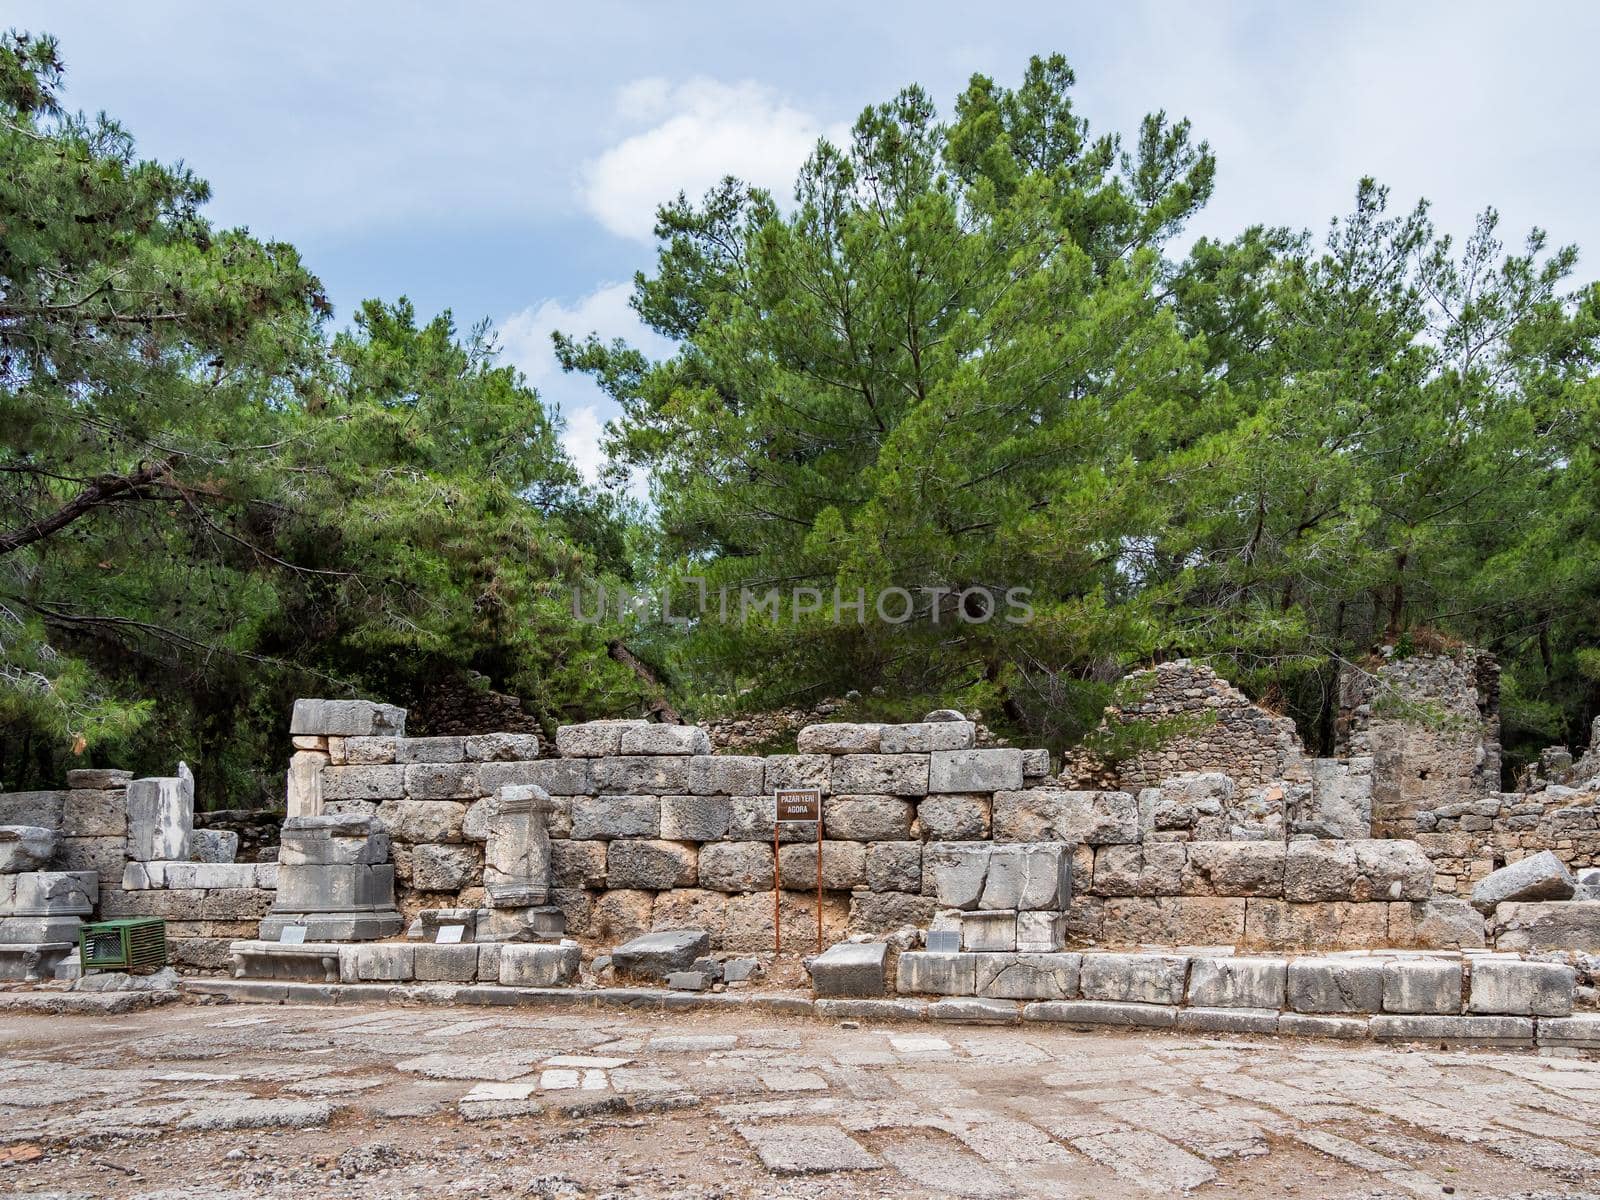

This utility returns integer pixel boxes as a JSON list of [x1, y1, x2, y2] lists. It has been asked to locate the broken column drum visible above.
[[480, 784, 565, 942]]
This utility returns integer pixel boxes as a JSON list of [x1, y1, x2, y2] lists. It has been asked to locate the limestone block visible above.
[[976, 952, 1080, 1000], [723, 888, 849, 953], [1283, 841, 1357, 902], [1535, 1014, 1600, 1050], [482, 759, 590, 797], [1177, 1007, 1280, 1035], [190, 828, 238, 863], [0, 870, 96, 916], [612, 928, 710, 978], [464, 733, 541, 762], [404, 763, 478, 800], [343, 737, 397, 764], [592, 756, 690, 795], [375, 800, 467, 845], [847, 890, 935, 933], [570, 795, 659, 840], [338, 942, 414, 982], [1243, 900, 1390, 952], [726, 795, 816, 843], [274, 861, 395, 914], [1091, 844, 1187, 897], [1371, 1013, 1534, 1046], [291, 699, 405, 738], [0, 791, 65, 830], [499, 942, 581, 987], [1278, 1013, 1370, 1040], [1079, 952, 1189, 1005], [1183, 842, 1285, 897], [961, 910, 1017, 952], [778, 841, 866, 891], [1382, 959, 1463, 1013], [765, 755, 831, 793], [550, 888, 593, 938], [0, 826, 57, 873], [991, 789, 1138, 845], [1492, 900, 1600, 952], [411, 844, 480, 891], [550, 840, 607, 888], [1023, 1000, 1178, 1028], [62, 789, 126, 838], [126, 764, 193, 863], [1299, 759, 1373, 838], [896, 950, 977, 995], [1021, 749, 1051, 778], [151, 861, 260, 889], [619, 724, 711, 756], [606, 839, 697, 889], [391, 737, 462, 764], [660, 794, 732, 841], [1387, 899, 1486, 950], [1469, 851, 1575, 913], [979, 844, 1071, 911], [413, 942, 480, 982], [1468, 959, 1573, 1017], [1187, 956, 1287, 1009], [865, 841, 922, 894], [55, 836, 125, 886], [589, 889, 655, 943], [65, 769, 133, 790], [917, 793, 990, 840], [697, 841, 774, 892], [1100, 897, 1246, 946], [797, 723, 882, 754], [824, 795, 914, 842], [923, 842, 991, 909], [1016, 910, 1068, 952], [809, 941, 887, 997], [879, 722, 976, 754], [320, 765, 405, 803], [1286, 957, 1385, 1013], [831, 754, 929, 796], [929, 749, 1023, 794], [479, 904, 565, 943], [1351, 840, 1434, 901], [555, 720, 647, 758], [688, 755, 766, 796]]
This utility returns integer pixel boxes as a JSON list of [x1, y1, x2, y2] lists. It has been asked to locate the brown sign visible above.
[[775, 789, 820, 822]]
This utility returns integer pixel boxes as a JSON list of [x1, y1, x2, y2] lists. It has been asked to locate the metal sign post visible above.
[[774, 788, 822, 956]]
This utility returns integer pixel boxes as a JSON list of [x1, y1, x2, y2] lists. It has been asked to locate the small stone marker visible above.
[[278, 925, 306, 945], [435, 924, 465, 944]]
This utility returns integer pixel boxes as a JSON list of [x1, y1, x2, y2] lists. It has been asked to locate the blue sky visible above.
[[15, 2, 1600, 481]]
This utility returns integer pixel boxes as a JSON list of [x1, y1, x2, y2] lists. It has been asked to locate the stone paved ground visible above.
[[2, 1001, 1599, 1198]]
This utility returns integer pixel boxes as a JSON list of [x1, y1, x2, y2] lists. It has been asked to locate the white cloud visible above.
[[559, 404, 608, 487], [581, 77, 846, 242]]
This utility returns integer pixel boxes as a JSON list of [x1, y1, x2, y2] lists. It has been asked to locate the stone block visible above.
[[1022, 1000, 1177, 1028], [291, 699, 405, 738], [809, 941, 887, 997], [1299, 758, 1373, 838], [1351, 840, 1433, 901], [478, 759, 591, 796], [0, 791, 65, 830], [1021, 748, 1050, 778], [499, 942, 581, 987], [190, 828, 238, 863], [879, 722, 976, 754], [619, 724, 711, 756], [56, 836, 126, 886], [375, 799, 467, 844], [1491, 900, 1600, 952], [0, 870, 96, 916], [592, 757, 690, 795], [778, 841, 866, 891], [660, 794, 732, 841], [414, 942, 480, 982], [929, 997, 1020, 1023], [1278, 1013, 1370, 1040], [764, 755, 831, 793], [698, 841, 774, 893], [847, 890, 936, 933], [1100, 897, 1246, 946], [551, 887, 595, 938], [551, 840, 608, 888], [555, 720, 646, 758], [896, 950, 977, 995], [992, 789, 1138, 845], [1176, 1007, 1281, 1035], [394, 736, 465, 764], [1370, 1013, 1534, 1047], [1241, 899, 1389, 952], [726, 794, 815, 843], [650, 888, 729, 944], [338, 942, 414, 983], [917, 793, 990, 840], [126, 764, 193, 862], [1535, 1014, 1600, 1050], [722, 888, 849, 953], [824, 795, 913, 841], [0, 826, 57, 873], [1469, 851, 1575, 912], [570, 795, 660, 840], [320, 765, 406, 802], [1382, 959, 1462, 1013], [404, 763, 478, 800], [1016, 911, 1068, 953], [464, 733, 541, 761], [1186, 956, 1286, 1009], [831, 754, 928, 796], [65, 769, 133, 790], [607, 839, 697, 889], [961, 911, 1017, 952], [1387, 899, 1486, 950], [1078, 952, 1189, 1005], [62, 789, 126, 838], [865, 841, 921, 894], [611, 929, 710, 979], [976, 952, 1080, 1000], [1091, 843, 1187, 897], [980, 844, 1071, 911], [1468, 959, 1573, 1017], [923, 842, 991, 909], [928, 748, 1022, 794], [479, 904, 565, 943], [343, 737, 397, 764], [1182, 842, 1284, 897], [688, 755, 766, 796], [411, 844, 480, 891], [797, 723, 882, 754], [1283, 841, 1357, 902], [1286, 957, 1385, 1013]]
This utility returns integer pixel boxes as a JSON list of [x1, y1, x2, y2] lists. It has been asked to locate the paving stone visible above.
[[815, 998, 928, 1022], [1381, 959, 1462, 1014], [1186, 956, 1286, 1009], [809, 941, 888, 998], [928, 998, 1019, 1024], [1277, 1012, 1370, 1040], [733, 1122, 882, 1174], [877, 1131, 1010, 1197], [1370, 1013, 1535, 1046], [1468, 958, 1573, 1016], [177, 1098, 335, 1130], [1079, 952, 1189, 1005], [1286, 957, 1385, 1013], [1069, 1129, 1217, 1192]]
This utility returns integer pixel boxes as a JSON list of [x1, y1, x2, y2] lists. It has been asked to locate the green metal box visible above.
[[78, 917, 167, 973]]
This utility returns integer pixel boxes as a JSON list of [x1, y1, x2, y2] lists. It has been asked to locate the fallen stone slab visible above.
[[0, 988, 180, 1014], [808, 941, 887, 998], [611, 929, 712, 980], [1470, 850, 1575, 913]]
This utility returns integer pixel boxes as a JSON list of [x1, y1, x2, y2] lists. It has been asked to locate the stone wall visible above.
[[1416, 790, 1600, 895]]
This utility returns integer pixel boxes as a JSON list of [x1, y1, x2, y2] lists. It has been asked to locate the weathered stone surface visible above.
[[375, 799, 467, 845], [55, 836, 126, 886], [338, 942, 414, 982], [189, 828, 238, 863], [612, 929, 710, 979], [1382, 959, 1462, 1014], [464, 733, 541, 762], [727, 795, 816, 843], [778, 841, 867, 891], [0, 870, 96, 916], [0, 791, 65, 830], [0, 826, 57, 873], [592, 757, 690, 795], [1469, 850, 1575, 913], [797, 723, 882, 755], [499, 942, 580, 987], [1021, 748, 1051, 778], [555, 720, 646, 758], [1387, 899, 1486, 949], [126, 765, 193, 863], [410, 844, 480, 892], [620, 724, 711, 756], [824, 795, 913, 842], [928, 997, 1020, 1023], [992, 789, 1138, 844], [865, 841, 922, 894], [1278, 1013, 1370, 1039], [570, 795, 660, 840], [1535, 1014, 1600, 1049], [976, 952, 1080, 1000], [1176, 1007, 1280, 1035], [697, 841, 774, 893], [606, 839, 698, 890], [1287, 957, 1385, 1013], [478, 759, 590, 797], [1298, 758, 1373, 838], [879, 721, 976, 754], [722, 889, 849, 953], [831, 754, 929, 796], [896, 950, 977, 995], [688, 755, 765, 796], [847, 890, 935, 933], [1183, 842, 1285, 896], [923, 842, 991, 909], [394, 736, 465, 764], [589, 889, 653, 942], [980, 844, 1071, 911], [549, 839, 607, 888], [1100, 897, 1246, 946], [1138, 772, 1235, 840], [1078, 953, 1189, 1005], [1186, 956, 1286, 1009], [1491, 900, 1600, 952], [343, 737, 397, 764], [1370, 1013, 1534, 1046], [1468, 959, 1573, 1016], [809, 941, 887, 997], [1242, 900, 1389, 952], [65, 768, 133, 791], [1016, 910, 1068, 952], [404, 763, 479, 800], [61, 789, 126, 838], [319, 765, 405, 802], [659, 794, 732, 841], [764, 755, 831, 793], [1350, 840, 1433, 901], [961, 910, 1017, 952], [291, 698, 405, 737], [1091, 844, 1187, 897], [917, 794, 990, 840], [929, 749, 1023, 794], [1283, 841, 1357, 902], [413, 942, 480, 982], [1023, 1000, 1178, 1028]]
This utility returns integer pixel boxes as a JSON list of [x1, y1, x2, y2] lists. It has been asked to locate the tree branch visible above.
[[0, 456, 176, 557]]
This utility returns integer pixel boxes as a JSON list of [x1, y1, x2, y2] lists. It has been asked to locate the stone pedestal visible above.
[[126, 763, 194, 862], [258, 814, 403, 941], [0, 869, 98, 981], [480, 784, 564, 942]]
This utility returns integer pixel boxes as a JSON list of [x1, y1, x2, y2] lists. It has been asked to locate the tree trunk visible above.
[[607, 639, 685, 724]]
